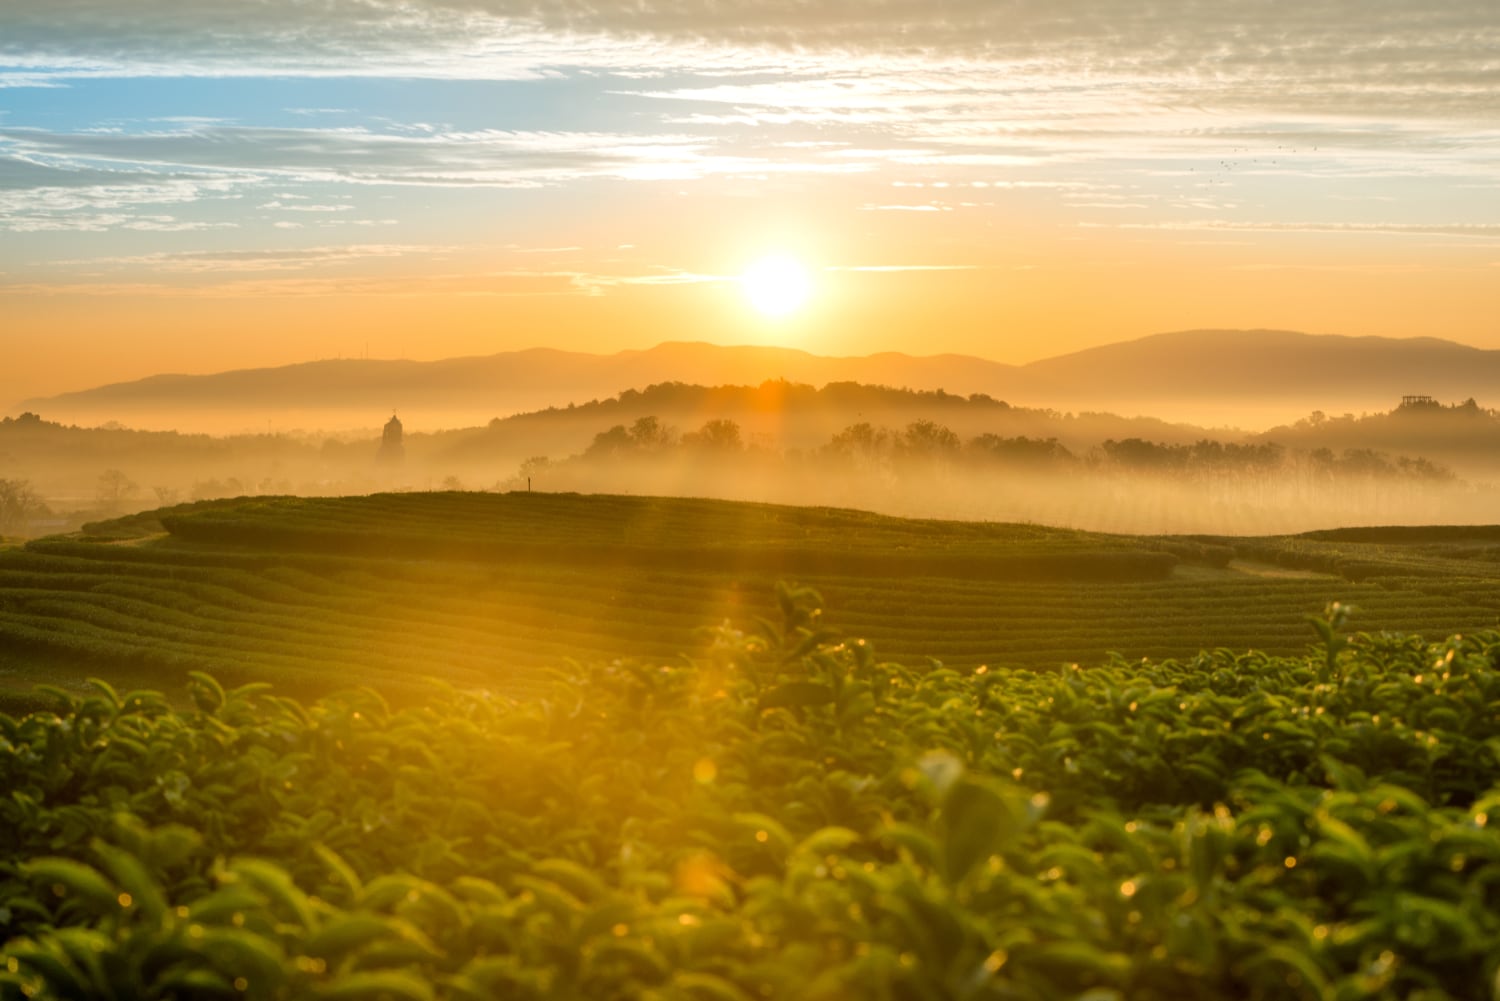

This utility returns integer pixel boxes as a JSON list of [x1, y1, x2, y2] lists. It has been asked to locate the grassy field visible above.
[[4, 491, 1500, 704]]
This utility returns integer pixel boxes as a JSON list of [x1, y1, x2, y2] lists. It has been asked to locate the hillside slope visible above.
[[4, 493, 1500, 702]]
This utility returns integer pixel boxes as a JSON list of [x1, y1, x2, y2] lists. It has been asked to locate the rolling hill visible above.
[[5, 492, 1500, 703], [16, 329, 1498, 432], [13, 342, 1018, 433]]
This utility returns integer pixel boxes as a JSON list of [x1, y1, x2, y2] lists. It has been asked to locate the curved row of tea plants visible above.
[[145, 493, 1144, 559], [154, 494, 1179, 582], [4, 521, 1497, 703], [5, 591, 1500, 1000]]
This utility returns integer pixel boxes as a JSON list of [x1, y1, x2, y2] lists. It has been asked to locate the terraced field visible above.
[[3, 491, 1500, 703]]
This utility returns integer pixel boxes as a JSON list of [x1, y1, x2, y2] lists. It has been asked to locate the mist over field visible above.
[[514, 449, 1483, 538], [6, 369, 1496, 538]]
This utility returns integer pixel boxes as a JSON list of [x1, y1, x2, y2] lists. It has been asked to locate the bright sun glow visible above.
[[741, 255, 812, 318]]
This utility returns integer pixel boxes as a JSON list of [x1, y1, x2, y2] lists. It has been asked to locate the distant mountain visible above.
[[15, 343, 1020, 433], [15, 329, 1498, 432], [1017, 329, 1492, 405]]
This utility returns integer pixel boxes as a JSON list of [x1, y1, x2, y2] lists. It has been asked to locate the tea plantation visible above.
[[3, 492, 1500, 703], [4, 586, 1500, 999], [7, 493, 1500, 998]]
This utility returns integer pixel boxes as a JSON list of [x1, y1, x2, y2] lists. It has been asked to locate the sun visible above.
[[741, 255, 812, 318]]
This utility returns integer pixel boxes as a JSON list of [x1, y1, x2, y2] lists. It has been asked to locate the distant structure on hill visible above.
[[377, 411, 404, 463], [1400, 395, 1438, 409]]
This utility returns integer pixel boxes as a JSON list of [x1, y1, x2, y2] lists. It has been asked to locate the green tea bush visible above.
[[5, 589, 1500, 999]]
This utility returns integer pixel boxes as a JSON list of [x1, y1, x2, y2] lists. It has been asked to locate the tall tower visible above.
[[377, 410, 404, 463]]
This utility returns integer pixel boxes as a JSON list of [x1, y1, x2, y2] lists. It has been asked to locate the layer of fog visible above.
[[6, 393, 1412, 441], [490, 423, 1488, 537], [6, 399, 1498, 539]]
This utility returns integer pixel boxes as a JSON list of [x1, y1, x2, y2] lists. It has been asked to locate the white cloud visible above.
[[586, 270, 725, 287], [0, 174, 249, 231], [1, 1, 1495, 126], [261, 200, 356, 212], [0, 75, 68, 88], [0, 125, 867, 192], [860, 204, 951, 212], [50, 243, 459, 274], [0, 263, 712, 299], [1092, 220, 1500, 238], [827, 264, 982, 273]]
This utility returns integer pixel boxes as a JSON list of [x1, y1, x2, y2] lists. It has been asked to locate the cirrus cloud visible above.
[[1, 0, 1495, 125]]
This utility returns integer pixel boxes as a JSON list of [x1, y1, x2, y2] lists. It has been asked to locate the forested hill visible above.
[[434, 379, 1217, 462], [1255, 396, 1500, 470]]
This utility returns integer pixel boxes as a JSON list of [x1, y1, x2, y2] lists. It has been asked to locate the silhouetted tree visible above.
[[683, 419, 743, 451], [900, 420, 960, 456], [828, 423, 881, 452], [967, 393, 1008, 408], [1396, 456, 1456, 481], [96, 469, 138, 513], [967, 434, 1074, 468], [518, 456, 551, 479], [1100, 439, 1188, 473], [1217, 441, 1285, 471], [584, 425, 634, 459], [628, 416, 674, 450], [0, 478, 45, 533], [826, 423, 889, 457], [1337, 448, 1395, 477]]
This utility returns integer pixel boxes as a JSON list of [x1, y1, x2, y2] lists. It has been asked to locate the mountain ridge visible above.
[[15, 329, 1495, 432]]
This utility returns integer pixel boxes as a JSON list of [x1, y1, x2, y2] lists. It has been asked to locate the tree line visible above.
[[515, 416, 1457, 486]]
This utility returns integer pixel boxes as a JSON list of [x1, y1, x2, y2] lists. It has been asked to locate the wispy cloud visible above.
[[0, 265, 727, 299], [0, 74, 67, 88], [577, 269, 727, 289], [3, 3, 1495, 130], [52, 244, 455, 274], [860, 204, 952, 213], [3, 255, 991, 297], [0, 273, 586, 298], [1228, 262, 1483, 274], [1090, 220, 1500, 239], [0, 124, 871, 192], [261, 200, 355, 212], [0, 173, 249, 231], [827, 265, 984, 273]]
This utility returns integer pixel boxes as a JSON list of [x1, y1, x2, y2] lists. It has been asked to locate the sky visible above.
[[2, 0, 1498, 406]]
